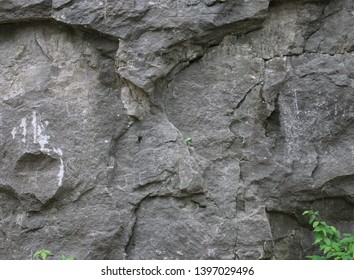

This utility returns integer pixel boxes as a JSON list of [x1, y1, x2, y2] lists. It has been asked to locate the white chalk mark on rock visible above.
[[20, 117, 27, 143], [53, 148, 64, 186], [53, 147, 63, 157], [32, 111, 37, 143], [31, 111, 51, 152], [37, 123, 50, 152], [13, 111, 65, 187], [58, 157, 64, 187], [11, 127, 18, 139]]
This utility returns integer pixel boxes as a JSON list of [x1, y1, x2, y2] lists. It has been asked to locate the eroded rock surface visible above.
[[1, 0, 354, 259]]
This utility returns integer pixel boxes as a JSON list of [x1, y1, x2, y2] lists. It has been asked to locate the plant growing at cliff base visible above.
[[31, 249, 76, 260], [60, 255, 77, 260], [303, 210, 354, 260], [32, 249, 53, 260]]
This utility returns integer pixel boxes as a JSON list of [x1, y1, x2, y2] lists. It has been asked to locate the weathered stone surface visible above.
[[1, 0, 270, 97], [1, 0, 354, 260], [0, 0, 51, 22], [0, 22, 125, 258]]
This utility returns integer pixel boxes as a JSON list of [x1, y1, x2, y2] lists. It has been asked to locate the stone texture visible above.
[[1, 0, 354, 260]]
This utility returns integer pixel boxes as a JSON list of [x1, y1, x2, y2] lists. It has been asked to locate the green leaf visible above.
[[346, 243, 354, 257], [329, 226, 337, 232], [332, 242, 341, 250], [61, 255, 77, 260], [314, 226, 324, 232], [341, 237, 354, 244], [314, 236, 323, 245], [309, 216, 316, 224], [33, 249, 53, 260], [307, 255, 325, 260], [324, 237, 331, 246]]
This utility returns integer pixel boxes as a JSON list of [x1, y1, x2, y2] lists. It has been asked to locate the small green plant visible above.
[[31, 249, 76, 260], [60, 255, 77, 260], [32, 249, 53, 260], [303, 210, 354, 260], [184, 137, 192, 146]]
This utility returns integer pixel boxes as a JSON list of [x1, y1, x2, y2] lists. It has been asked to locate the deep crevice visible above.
[[264, 102, 281, 138], [124, 193, 153, 259]]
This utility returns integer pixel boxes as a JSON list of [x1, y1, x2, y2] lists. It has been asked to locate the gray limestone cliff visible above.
[[1, 0, 354, 259]]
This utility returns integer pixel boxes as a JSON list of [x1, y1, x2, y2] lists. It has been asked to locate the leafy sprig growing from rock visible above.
[[31, 249, 76, 260], [303, 210, 354, 260], [32, 249, 53, 260]]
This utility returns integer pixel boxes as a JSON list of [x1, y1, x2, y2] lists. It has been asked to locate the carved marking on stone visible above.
[[34, 34, 51, 61], [138, 171, 149, 186], [116, 171, 151, 190], [125, 173, 136, 188], [115, 149, 180, 190], [116, 174, 130, 189]]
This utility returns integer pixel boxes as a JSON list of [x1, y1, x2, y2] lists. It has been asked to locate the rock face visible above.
[[0, 0, 354, 259]]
